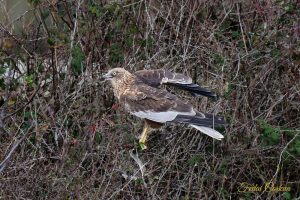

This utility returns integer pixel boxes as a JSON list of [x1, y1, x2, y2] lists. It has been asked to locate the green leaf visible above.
[[110, 43, 124, 63], [188, 155, 203, 166], [219, 20, 231, 32], [139, 143, 147, 150], [231, 31, 240, 39], [271, 48, 281, 58], [283, 192, 291, 200], [89, 5, 103, 17], [213, 53, 225, 66], [223, 83, 235, 99], [47, 38, 55, 46], [95, 132, 103, 143], [23, 111, 35, 121], [135, 178, 144, 185], [115, 18, 123, 29], [270, 131, 280, 141], [293, 140, 300, 155], [0, 66, 5, 75], [125, 35, 134, 47], [41, 10, 50, 19], [0, 78, 4, 90], [25, 74, 34, 87], [71, 45, 86, 75], [284, 4, 295, 13], [129, 25, 139, 35], [259, 120, 280, 145]]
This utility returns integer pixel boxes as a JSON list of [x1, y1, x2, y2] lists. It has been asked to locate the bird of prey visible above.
[[103, 68, 225, 149]]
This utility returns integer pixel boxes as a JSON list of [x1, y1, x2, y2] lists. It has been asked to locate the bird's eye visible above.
[[112, 72, 117, 76]]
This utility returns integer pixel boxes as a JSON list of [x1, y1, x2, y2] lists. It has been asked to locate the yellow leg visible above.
[[139, 124, 149, 149]]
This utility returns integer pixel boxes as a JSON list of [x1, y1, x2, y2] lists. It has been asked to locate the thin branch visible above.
[[0, 124, 33, 173], [67, 0, 82, 72], [271, 132, 299, 182], [236, 3, 248, 54]]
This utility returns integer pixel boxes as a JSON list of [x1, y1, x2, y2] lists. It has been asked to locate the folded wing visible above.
[[134, 69, 216, 98], [120, 84, 196, 123]]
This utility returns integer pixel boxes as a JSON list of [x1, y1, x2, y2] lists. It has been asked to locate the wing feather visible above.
[[120, 84, 196, 123], [134, 69, 216, 98], [134, 69, 192, 87]]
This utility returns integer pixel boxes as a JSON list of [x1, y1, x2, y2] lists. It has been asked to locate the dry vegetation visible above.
[[0, 0, 300, 199]]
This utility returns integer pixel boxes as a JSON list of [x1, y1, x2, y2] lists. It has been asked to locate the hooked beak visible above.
[[103, 73, 112, 80]]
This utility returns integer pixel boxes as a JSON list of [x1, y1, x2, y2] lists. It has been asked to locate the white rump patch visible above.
[[190, 125, 224, 140], [132, 110, 195, 123]]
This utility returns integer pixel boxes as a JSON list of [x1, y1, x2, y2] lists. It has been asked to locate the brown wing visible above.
[[119, 84, 196, 123], [134, 69, 216, 98]]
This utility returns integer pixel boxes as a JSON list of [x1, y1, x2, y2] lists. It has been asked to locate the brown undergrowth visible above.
[[0, 0, 299, 199]]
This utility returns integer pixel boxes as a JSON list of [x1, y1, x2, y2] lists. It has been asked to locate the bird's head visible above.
[[103, 68, 132, 83]]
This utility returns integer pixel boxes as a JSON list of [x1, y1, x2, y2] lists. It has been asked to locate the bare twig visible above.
[[0, 124, 33, 173], [271, 132, 299, 182], [67, 0, 82, 72], [236, 3, 248, 54]]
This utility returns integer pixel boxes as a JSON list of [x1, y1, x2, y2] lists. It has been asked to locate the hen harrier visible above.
[[103, 68, 225, 149]]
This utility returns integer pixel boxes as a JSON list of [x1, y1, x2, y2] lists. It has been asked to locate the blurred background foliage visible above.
[[0, 0, 299, 199]]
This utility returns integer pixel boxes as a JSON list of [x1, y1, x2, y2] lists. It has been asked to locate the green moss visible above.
[[110, 43, 124, 63], [188, 155, 203, 166], [95, 132, 103, 143], [259, 120, 280, 146], [213, 53, 225, 66]]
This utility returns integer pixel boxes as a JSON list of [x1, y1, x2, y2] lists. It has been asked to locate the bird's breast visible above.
[[113, 82, 132, 100]]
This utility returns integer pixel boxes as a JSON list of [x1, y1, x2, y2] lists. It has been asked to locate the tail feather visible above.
[[166, 83, 217, 98], [173, 112, 225, 127], [171, 112, 225, 140], [190, 125, 224, 140]]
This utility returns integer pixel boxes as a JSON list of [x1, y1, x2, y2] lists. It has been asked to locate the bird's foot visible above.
[[139, 125, 149, 150]]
